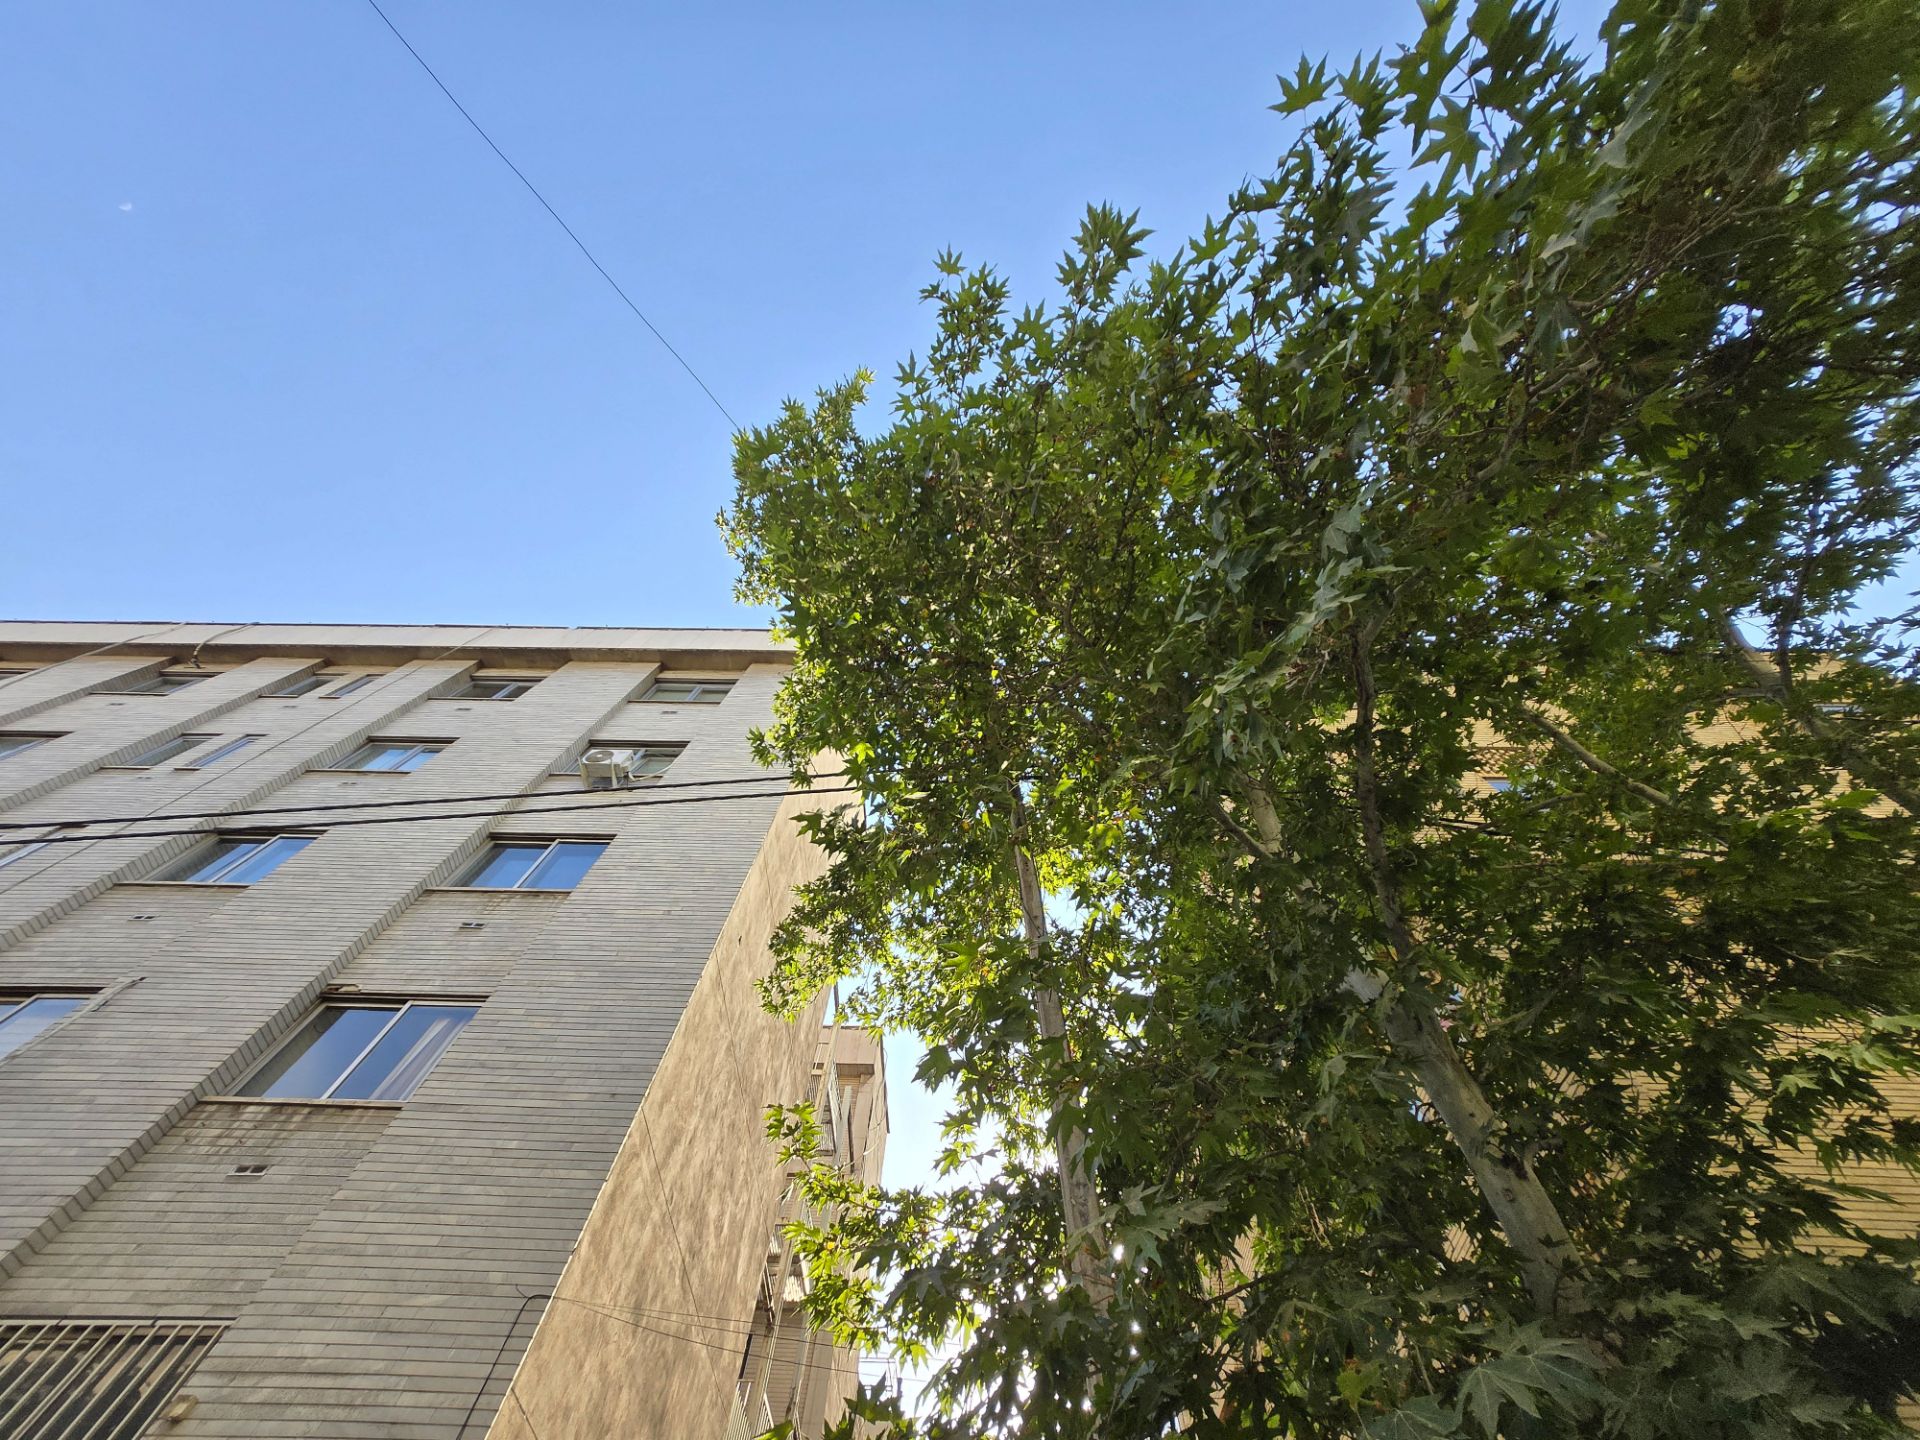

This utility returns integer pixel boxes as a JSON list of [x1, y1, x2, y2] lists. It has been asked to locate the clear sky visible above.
[[2, 1, 1619, 630]]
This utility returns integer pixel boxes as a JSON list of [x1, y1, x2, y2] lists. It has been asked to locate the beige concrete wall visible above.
[[487, 785, 844, 1440]]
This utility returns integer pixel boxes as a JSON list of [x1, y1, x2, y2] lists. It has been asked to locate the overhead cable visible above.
[[361, 0, 739, 429]]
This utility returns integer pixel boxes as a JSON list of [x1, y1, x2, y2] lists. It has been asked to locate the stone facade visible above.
[[0, 622, 886, 1440]]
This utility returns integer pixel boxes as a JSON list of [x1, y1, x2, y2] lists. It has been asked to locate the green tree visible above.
[[724, 0, 1920, 1433]]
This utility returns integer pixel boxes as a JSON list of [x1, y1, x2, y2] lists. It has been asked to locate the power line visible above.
[[361, 0, 739, 430], [0, 769, 853, 832], [5, 783, 860, 847]]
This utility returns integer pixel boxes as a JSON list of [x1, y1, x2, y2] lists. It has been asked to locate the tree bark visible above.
[[1008, 789, 1113, 1308], [1346, 635, 1588, 1319]]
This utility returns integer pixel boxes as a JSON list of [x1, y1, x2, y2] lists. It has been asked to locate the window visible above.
[[556, 743, 683, 781], [0, 993, 91, 1060], [329, 739, 446, 773], [235, 1000, 478, 1102], [179, 734, 261, 770], [451, 676, 540, 701], [0, 839, 50, 871], [0, 1318, 226, 1440], [114, 671, 207, 695], [265, 671, 332, 697], [0, 733, 57, 762], [0, 666, 32, 680], [640, 678, 734, 704], [157, 833, 316, 885], [117, 733, 215, 768], [458, 839, 609, 891], [1483, 775, 1513, 793], [323, 673, 378, 698]]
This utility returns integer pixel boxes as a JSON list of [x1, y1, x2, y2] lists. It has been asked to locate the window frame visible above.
[[324, 738, 449, 774], [0, 989, 96, 1060], [264, 671, 333, 698], [453, 837, 612, 891], [638, 678, 735, 704], [107, 670, 210, 696], [154, 832, 319, 886], [112, 733, 217, 769], [232, 997, 481, 1103], [0, 732, 59, 762], [321, 673, 380, 698], [178, 733, 262, 770], [448, 676, 542, 702], [0, 837, 52, 871]]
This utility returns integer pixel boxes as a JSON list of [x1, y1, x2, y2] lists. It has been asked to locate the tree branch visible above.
[[1519, 705, 1674, 807]]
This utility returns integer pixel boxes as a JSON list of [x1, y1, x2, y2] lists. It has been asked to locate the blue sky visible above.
[[1, 1, 1618, 630]]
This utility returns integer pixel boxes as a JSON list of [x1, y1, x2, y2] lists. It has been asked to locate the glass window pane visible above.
[[164, 838, 263, 883], [326, 674, 376, 698], [391, 744, 439, 772], [332, 1004, 477, 1102], [183, 735, 258, 770], [644, 682, 697, 701], [0, 996, 89, 1059], [631, 749, 677, 776], [238, 1006, 396, 1099], [216, 835, 315, 886], [0, 735, 49, 761], [522, 841, 608, 891], [463, 844, 545, 889], [122, 734, 209, 767], [267, 673, 329, 697], [0, 841, 49, 871]]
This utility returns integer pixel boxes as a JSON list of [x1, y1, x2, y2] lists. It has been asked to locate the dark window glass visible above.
[[0, 734, 55, 762], [641, 680, 733, 704], [120, 734, 213, 768], [265, 673, 332, 697], [452, 678, 538, 701]]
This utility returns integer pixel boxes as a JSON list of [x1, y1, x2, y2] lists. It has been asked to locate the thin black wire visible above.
[[457, 1292, 550, 1438], [361, 0, 739, 430], [7, 784, 860, 846], [0, 769, 853, 832]]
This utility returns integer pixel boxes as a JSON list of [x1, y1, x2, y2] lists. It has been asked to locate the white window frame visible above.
[[328, 738, 448, 773], [158, 833, 318, 885], [456, 838, 610, 891], [179, 734, 262, 770], [0, 838, 51, 871], [0, 990, 95, 1060], [236, 999, 477, 1102], [640, 678, 734, 704], [115, 733, 216, 769], [113, 670, 210, 695], [0, 733, 58, 762], [450, 676, 541, 701]]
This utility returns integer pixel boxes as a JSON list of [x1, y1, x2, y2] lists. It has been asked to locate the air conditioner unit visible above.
[[578, 748, 634, 790]]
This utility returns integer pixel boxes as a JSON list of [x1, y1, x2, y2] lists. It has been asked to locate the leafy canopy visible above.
[[725, 0, 1920, 1434]]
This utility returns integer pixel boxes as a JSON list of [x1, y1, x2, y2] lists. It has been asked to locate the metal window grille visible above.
[[0, 1318, 224, 1439]]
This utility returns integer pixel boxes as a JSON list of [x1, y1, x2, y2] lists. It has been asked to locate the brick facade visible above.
[[0, 622, 886, 1440]]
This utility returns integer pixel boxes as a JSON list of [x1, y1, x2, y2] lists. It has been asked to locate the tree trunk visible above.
[[1009, 789, 1113, 1308], [1344, 634, 1588, 1319]]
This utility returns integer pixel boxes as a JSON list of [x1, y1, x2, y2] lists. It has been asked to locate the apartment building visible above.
[[0, 621, 887, 1440]]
